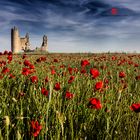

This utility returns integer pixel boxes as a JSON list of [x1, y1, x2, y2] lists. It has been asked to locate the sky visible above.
[[0, 0, 140, 53]]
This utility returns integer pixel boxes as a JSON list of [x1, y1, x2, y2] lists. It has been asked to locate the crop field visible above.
[[0, 51, 140, 140]]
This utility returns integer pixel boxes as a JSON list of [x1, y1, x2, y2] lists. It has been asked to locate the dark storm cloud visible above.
[[0, 0, 138, 31], [0, 0, 140, 52]]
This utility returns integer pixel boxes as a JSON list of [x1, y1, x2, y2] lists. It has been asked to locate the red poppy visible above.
[[22, 68, 31, 76], [60, 65, 65, 68], [81, 60, 90, 67], [65, 91, 74, 99], [45, 77, 49, 83], [54, 58, 59, 62], [136, 75, 140, 80], [54, 82, 61, 91], [0, 75, 3, 79], [1, 67, 10, 74], [3, 50, 8, 55], [112, 56, 117, 60], [7, 55, 12, 61], [36, 57, 46, 63], [73, 67, 78, 73], [22, 54, 27, 59], [0, 61, 6, 67], [81, 69, 86, 74], [40, 57, 46, 62], [19, 92, 25, 97], [9, 73, 15, 79], [24, 60, 31, 67], [51, 69, 56, 75], [68, 67, 73, 75], [104, 78, 109, 84], [95, 81, 103, 90], [90, 68, 100, 79], [134, 63, 139, 67], [31, 120, 42, 137], [88, 98, 102, 109], [8, 51, 12, 55], [68, 76, 75, 84], [30, 76, 38, 83], [36, 58, 42, 63], [119, 71, 126, 78], [130, 103, 140, 113], [41, 88, 49, 96], [29, 64, 35, 69]]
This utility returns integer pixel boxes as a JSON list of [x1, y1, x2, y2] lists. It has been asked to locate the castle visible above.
[[11, 26, 48, 53]]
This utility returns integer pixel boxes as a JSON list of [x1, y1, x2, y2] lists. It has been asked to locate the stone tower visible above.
[[41, 35, 48, 52], [11, 26, 30, 53], [11, 27, 20, 53]]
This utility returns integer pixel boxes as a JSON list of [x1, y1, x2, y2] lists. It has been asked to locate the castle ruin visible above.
[[11, 26, 48, 53]]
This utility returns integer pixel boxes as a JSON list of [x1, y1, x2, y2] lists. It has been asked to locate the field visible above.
[[0, 51, 140, 140]]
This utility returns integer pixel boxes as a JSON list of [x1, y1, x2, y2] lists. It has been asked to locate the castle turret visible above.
[[41, 35, 48, 52], [11, 26, 20, 53]]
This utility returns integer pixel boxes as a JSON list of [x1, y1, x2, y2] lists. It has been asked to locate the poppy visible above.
[[130, 103, 140, 113], [51, 69, 56, 75], [40, 57, 46, 62], [3, 50, 8, 55], [22, 68, 31, 76], [68, 67, 73, 75], [0, 61, 6, 67], [134, 63, 139, 67], [88, 98, 102, 110], [90, 68, 100, 79], [7, 55, 12, 61], [24, 60, 31, 67], [65, 91, 74, 99], [119, 71, 126, 78], [68, 76, 75, 84], [54, 82, 61, 91], [41, 88, 49, 96], [81, 69, 86, 74], [8, 51, 12, 55], [22, 54, 27, 59], [36, 57, 46, 63], [81, 60, 90, 67], [9, 73, 15, 79], [0, 75, 3, 79], [112, 56, 117, 60], [54, 58, 59, 62], [45, 77, 49, 83], [30, 76, 38, 83], [31, 120, 42, 137], [1, 67, 10, 74], [29, 64, 35, 69], [95, 81, 103, 90], [136, 75, 140, 80]]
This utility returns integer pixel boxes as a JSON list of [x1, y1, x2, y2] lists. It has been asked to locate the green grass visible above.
[[0, 53, 140, 140]]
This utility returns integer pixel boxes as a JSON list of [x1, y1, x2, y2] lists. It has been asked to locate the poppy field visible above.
[[0, 51, 140, 140]]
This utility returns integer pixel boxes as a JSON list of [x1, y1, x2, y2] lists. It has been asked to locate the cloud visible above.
[[0, 0, 140, 52]]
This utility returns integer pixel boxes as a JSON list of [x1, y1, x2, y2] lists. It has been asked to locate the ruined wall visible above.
[[20, 38, 28, 50], [41, 35, 48, 52], [11, 27, 30, 53]]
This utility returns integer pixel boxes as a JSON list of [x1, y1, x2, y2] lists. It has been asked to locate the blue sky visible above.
[[0, 0, 140, 52]]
